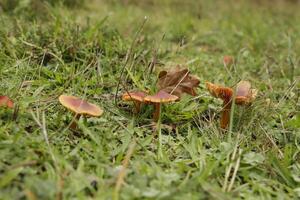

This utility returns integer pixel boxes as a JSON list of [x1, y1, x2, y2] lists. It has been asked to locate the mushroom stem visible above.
[[220, 100, 232, 129], [133, 102, 142, 114], [70, 114, 81, 129], [153, 103, 161, 122]]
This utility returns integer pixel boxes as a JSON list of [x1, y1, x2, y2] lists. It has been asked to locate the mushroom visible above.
[[122, 91, 147, 113], [206, 81, 257, 129], [144, 90, 178, 122], [235, 81, 258, 105], [0, 96, 14, 108], [206, 82, 233, 129], [59, 95, 103, 129], [223, 55, 234, 66]]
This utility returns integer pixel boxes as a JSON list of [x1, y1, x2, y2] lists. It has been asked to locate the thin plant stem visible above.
[[227, 148, 242, 192], [114, 17, 148, 106]]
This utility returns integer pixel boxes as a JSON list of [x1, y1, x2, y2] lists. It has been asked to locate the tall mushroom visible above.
[[206, 82, 233, 129], [206, 81, 257, 129], [122, 91, 147, 113], [0, 96, 14, 108], [59, 95, 103, 129], [144, 90, 178, 122]]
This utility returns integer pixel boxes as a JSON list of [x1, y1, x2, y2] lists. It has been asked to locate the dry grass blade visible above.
[[227, 149, 242, 192], [259, 123, 284, 158], [114, 140, 136, 200], [223, 134, 240, 192]]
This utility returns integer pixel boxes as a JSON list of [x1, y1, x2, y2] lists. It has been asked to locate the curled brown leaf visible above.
[[157, 66, 200, 98]]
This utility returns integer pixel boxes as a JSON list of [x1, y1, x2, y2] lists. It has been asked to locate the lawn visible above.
[[0, 0, 300, 199]]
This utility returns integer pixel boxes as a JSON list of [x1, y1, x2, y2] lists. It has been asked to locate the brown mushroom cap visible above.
[[144, 90, 178, 103], [59, 95, 103, 117], [235, 81, 257, 105], [0, 96, 14, 108], [122, 91, 147, 102]]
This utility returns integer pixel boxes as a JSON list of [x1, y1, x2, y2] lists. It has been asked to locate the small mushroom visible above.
[[206, 81, 257, 129], [59, 95, 103, 129], [122, 91, 147, 113], [223, 55, 234, 66], [206, 82, 233, 129], [144, 90, 178, 122], [0, 96, 14, 108], [235, 81, 258, 105]]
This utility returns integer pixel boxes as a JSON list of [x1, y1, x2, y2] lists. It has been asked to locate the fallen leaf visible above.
[[157, 66, 200, 98]]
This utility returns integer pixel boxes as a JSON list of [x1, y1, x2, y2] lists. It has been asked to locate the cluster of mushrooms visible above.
[[122, 67, 200, 122], [206, 81, 257, 129], [1, 64, 258, 130], [122, 66, 257, 129]]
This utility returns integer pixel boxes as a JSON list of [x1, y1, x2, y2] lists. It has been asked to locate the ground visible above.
[[0, 0, 300, 199]]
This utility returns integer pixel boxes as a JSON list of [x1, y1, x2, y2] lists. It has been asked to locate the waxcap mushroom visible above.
[[206, 81, 257, 105], [122, 91, 148, 113], [206, 81, 257, 129], [144, 90, 178, 103], [122, 91, 147, 103], [59, 95, 103, 117], [235, 81, 257, 105], [0, 96, 14, 108], [206, 82, 233, 129], [144, 90, 178, 122], [206, 82, 233, 101], [223, 55, 234, 66]]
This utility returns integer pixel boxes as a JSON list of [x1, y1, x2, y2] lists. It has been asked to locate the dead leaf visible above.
[[157, 66, 200, 98]]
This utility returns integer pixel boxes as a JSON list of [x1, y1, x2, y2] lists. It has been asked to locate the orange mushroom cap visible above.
[[59, 95, 103, 117], [206, 81, 257, 105], [144, 90, 178, 103], [223, 55, 234, 66], [122, 91, 147, 102], [0, 96, 14, 108], [206, 82, 233, 101]]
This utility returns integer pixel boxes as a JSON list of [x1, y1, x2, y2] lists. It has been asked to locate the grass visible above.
[[0, 0, 299, 199]]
